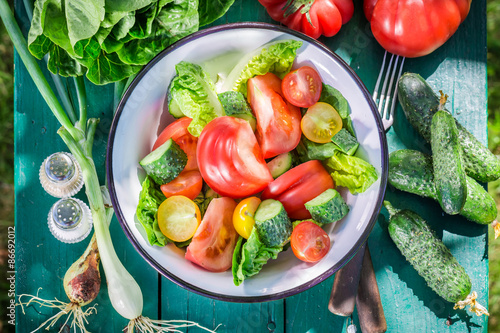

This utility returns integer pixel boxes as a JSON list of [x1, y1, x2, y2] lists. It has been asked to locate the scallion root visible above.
[[18, 290, 97, 333], [126, 316, 221, 333], [453, 292, 490, 316]]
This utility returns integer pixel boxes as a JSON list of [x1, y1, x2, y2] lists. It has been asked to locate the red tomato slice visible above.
[[153, 117, 198, 170], [197, 116, 273, 198], [291, 221, 330, 262], [247, 73, 302, 159], [185, 197, 239, 272], [282, 66, 323, 108], [160, 170, 203, 200], [261, 160, 334, 219]]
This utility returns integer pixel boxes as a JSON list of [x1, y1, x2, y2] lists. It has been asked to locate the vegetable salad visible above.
[[136, 40, 378, 285]]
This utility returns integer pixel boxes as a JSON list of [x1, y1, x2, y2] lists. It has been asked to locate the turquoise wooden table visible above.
[[14, 0, 490, 332]]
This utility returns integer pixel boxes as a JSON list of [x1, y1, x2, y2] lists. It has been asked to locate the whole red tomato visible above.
[[258, 0, 354, 39], [364, 0, 471, 58]]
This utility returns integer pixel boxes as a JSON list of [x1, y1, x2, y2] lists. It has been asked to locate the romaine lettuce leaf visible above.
[[136, 176, 169, 247], [323, 151, 378, 194], [221, 39, 303, 95], [232, 229, 283, 286], [169, 61, 225, 136]]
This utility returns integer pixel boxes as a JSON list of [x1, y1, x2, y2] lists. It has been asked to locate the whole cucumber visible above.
[[387, 206, 471, 303], [388, 149, 497, 224], [431, 110, 467, 214], [398, 73, 500, 182]]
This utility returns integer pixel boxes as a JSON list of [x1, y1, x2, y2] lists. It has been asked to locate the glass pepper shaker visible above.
[[47, 198, 93, 243], [39, 152, 83, 198]]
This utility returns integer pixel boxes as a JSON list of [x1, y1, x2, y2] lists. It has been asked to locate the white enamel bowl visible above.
[[107, 23, 388, 302]]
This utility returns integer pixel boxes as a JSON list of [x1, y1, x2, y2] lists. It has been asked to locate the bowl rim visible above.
[[106, 22, 388, 303]]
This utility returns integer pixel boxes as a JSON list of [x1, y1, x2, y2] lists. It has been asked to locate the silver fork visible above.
[[372, 51, 406, 130]]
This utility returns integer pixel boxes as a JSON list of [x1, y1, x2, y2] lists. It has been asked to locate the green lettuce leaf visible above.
[[232, 229, 283, 286], [136, 176, 169, 247], [296, 135, 338, 162], [169, 61, 224, 136], [198, 0, 236, 27], [221, 39, 303, 95], [323, 152, 378, 194]]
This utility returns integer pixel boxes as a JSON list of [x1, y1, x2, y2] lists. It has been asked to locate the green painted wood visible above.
[[14, 0, 489, 332]]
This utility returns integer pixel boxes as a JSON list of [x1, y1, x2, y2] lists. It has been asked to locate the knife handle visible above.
[[328, 243, 366, 316], [355, 246, 387, 333]]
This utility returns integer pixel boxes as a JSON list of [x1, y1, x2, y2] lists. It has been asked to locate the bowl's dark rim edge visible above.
[[106, 22, 389, 303]]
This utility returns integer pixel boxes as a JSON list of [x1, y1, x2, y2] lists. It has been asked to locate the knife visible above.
[[328, 244, 387, 333]]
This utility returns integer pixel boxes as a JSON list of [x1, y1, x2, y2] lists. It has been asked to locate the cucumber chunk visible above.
[[331, 128, 359, 155], [218, 91, 256, 130], [267, 152, 294, 179], [254, 199, 292, 247], [305, 188, 349, 224], [139, 138, 187, 185]]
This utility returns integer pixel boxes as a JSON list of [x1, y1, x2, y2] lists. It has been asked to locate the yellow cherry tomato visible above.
[[301, 102, 343, 143], [157, 195, 201, 242], [233, 197, 261, 239]]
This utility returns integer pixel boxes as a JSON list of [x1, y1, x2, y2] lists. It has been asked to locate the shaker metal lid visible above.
[[48, 198, 93, 243]]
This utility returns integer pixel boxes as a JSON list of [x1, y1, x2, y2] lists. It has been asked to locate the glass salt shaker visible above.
[[39, 152, 83, 198], [47, 198, 93, 243]]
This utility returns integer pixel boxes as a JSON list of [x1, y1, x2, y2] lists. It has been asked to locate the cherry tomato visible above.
[[157, 195, 201, 242], [364, 0, 471, 58], [185, 197, 239, 272], [153, 117, 198, 170], [233, 197, 261, 239], [197, 116, 273, 198], [291, 221, 330, 262], [282, 66, 323, 108], [261, 160, 334, 219], [301, 102, 343, 143], [160, 170, 203, 200], [247, 73, 302, 159]]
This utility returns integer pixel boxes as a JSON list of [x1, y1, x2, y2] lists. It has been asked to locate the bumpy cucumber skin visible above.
[[431, 110, 467, 214], [255, 200, 293, 247], [388, 150, 497, 224], [388, 209, 471, 303], [398, 73, 500, 182], [140, 139, 187, 185], [305, 189, 349, 224]]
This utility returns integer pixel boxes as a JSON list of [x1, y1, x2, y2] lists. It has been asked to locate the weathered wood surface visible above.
[[15, 0, 488, 332]]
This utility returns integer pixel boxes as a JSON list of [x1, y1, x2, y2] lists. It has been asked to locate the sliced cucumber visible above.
[[218, 91, 257, 130], [167, 77, 184, 118], [331, 128, 359, 155], [305, 188, 349, 224], [139, 138, 187, 185], [254, 199, 292, 247], [267, 152, 294, 179]]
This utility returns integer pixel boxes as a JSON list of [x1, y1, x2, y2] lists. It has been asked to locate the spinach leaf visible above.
[[198, 0, 235, 27], [319, 84, 355, 135], [85, 51, 142, 85], [65, 0, 105, 48]]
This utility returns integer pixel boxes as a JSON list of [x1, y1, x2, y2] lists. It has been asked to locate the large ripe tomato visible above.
[[291, 221, 330, 262], [153, 117, 198, 170], [282, 66, 323, 108], [247, 73, 302, 159], [261, 160, 334, 219], [258, 0, 354, 39], [197, 116, 273, 198], [364, 0, 471, 58], [185, 197, 238, 272]]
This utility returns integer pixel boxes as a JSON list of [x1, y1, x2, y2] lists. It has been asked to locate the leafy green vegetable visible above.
[[27, 0, 234, 85], [232, 229, 283, 286], [136, 176, 169, 247], [193, 184, 220, 217], [169, 61, 225, 136], [296, 135, 338, 162], [221, 39, 303, 95], [319, 83, 355, 136], [198, 0, 235, 27], [323, 151, 378, 194]]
